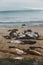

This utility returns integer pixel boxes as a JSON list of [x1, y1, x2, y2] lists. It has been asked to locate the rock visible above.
[[22, 24, 26, 26]]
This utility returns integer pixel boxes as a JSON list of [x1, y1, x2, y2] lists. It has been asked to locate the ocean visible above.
[[0, 9, 43, 26]]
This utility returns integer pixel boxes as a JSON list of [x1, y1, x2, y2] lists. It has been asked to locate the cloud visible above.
[[0, 0, 43, 11]]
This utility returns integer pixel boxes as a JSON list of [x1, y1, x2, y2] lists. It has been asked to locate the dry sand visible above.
[[0, 26, 43, 59]]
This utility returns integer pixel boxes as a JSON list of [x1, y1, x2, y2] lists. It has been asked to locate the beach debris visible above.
[[14, 57, 24, 60], [15, 48, 26, 55]]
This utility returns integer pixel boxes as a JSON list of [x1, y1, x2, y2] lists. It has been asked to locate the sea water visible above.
[[0, 9, 43, 26]]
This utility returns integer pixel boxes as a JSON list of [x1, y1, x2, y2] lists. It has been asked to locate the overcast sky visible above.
[[0, 0, 43, 11]]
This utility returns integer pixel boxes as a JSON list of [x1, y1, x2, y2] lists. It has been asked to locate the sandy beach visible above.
[[0, 26, 43, 60]]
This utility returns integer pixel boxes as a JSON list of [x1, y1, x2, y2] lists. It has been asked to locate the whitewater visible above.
[[0, 9, 43, 26]]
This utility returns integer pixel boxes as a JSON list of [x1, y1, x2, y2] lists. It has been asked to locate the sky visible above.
[[0, 0, 43, 11]]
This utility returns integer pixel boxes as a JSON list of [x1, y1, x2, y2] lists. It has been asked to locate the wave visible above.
[[0, 8, 43, 13], [0, 21, 43, 26], [0, 21, 43, 23]]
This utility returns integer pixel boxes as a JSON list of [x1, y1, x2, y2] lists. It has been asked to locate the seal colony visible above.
[[6, 28, 43, 40], [0, 26, 43, 60]]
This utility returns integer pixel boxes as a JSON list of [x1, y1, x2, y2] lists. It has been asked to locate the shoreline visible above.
[[0, 25, 43, 28]]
